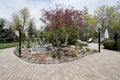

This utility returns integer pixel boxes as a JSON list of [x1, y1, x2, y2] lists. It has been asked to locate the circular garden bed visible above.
[[14, 45, 97, 64]]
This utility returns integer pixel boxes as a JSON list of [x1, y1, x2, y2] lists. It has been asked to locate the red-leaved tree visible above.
[[40, 4, 83, 59]]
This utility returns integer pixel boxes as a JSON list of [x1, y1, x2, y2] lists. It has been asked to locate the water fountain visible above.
[[31, 38, 54, 54]]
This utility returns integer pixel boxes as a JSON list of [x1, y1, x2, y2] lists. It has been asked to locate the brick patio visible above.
[[0, 43, 120, 80]]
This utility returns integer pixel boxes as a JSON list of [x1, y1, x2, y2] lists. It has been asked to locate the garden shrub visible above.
[[75, 46, 78, 49], [68, 30, 79, 45], [85, 48, 91, 52], [79, 46, 83, 49], [71, 53, 77, 57], [51, 53, 57, 59], [103, 40, 115, 50], [78, 42, 88, 46], [117, 41, 120, 51], [75, 42, 88, 49], [75, 45, 83, 49]]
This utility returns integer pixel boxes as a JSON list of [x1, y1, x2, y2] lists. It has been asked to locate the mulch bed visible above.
[[14, 48, 96, 64]]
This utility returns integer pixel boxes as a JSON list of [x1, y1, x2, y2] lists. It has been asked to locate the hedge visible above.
[[103, 39, 120, 51], [103, 40, 115, 50]]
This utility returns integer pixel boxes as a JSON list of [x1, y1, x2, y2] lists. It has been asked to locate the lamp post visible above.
[[114, 32, 118, 50], [82, 18, 86, 41], [98, 28, 101, 52], [96, 24, 102, 52], [18, 24, 22, 58]]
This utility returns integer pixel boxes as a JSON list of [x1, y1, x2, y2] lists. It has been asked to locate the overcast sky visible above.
[[0, 0, 119, 29]]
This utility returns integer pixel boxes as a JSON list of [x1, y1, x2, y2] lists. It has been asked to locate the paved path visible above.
[[0, 43, 120, 80]]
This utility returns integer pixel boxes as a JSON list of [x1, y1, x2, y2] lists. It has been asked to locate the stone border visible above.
[[14, 49, 96, 64]]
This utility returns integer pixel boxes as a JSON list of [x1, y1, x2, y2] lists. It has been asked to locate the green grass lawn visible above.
[[0, 42, 20, 49], [0, 41, 36, 49], [0, 42, 24, 49]]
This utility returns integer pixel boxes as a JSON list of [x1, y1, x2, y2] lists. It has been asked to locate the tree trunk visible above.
[[64, 34, 69, 46], [57, 41, 61, 59], [57, 49, 61, 59]]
